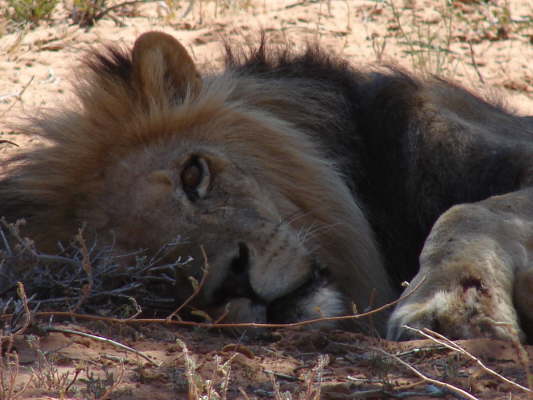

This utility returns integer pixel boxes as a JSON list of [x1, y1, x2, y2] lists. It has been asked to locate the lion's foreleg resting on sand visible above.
[[388, 187, 533, 342]]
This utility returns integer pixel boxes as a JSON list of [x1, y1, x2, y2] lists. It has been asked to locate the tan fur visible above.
[[388, 190, 533, 342]]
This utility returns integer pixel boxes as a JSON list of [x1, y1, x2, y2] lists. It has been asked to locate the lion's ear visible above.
[[131, 31, 202, 102]]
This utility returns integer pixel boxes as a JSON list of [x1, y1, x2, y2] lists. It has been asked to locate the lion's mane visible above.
[[1, 33, 398, 325]]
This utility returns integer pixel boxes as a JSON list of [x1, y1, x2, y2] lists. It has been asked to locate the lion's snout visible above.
[[208, 238, 313, 304], [190, 238, 347, 326], [173, 237, 312, 322]]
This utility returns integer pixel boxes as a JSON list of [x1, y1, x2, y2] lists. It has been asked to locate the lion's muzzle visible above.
[[175, 239, 347, 327]]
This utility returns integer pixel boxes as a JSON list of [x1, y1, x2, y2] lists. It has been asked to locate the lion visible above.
[[1, 31, 532, 342]]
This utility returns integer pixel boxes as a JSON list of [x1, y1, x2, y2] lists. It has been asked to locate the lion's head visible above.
[[1, 32, 395, 329]]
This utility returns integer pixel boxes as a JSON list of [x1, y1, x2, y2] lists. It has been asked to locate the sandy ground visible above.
[[0, 0, 532, 130], [1, 0, 532, 399]]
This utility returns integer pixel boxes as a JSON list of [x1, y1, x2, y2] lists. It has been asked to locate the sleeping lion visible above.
[[1, 32, 532, 342]]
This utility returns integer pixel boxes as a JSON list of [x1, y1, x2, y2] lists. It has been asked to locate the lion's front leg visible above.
[[387, 188, 533, 342]]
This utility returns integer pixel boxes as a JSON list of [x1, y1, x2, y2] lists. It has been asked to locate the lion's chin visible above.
[[208, 270, 346, 331], [267, 274, 346, 327]]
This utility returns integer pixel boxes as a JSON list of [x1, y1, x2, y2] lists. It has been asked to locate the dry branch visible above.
[[0, 276, 426, 331], [403, 325, 532, 394], [45, 326, 159, 367], [166, 245, 209, 321], [372, 346, 480, 400]]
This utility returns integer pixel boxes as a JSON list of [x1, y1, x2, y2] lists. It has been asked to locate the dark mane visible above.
[[222, 40, 529, 283], [85, 45, 134, 87]]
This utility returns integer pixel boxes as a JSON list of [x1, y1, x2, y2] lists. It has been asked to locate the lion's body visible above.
[[2, 32, 532, 341], [228, 49, 533, 283]]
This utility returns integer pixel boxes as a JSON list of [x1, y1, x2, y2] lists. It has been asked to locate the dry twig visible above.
[[0, 76, 34, 118], [45, 326, 159, 367], [0, 140, 18, 147], [166, 245, 209, 321], [403, 325, 532, 394], [70, 229, 93, 312], [468, 41, 485, 84], [0, 351, 33, 400], [16, 282, 31, 335], [371, 346, 480, 400], [0, 276, 426, 330]]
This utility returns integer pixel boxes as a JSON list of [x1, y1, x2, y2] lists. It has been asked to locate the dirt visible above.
[[5, 322, 533, 399], [0, 0, 532, 399]]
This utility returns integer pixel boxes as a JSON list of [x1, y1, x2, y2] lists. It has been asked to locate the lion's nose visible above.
[[231, 242, 250, 277], [213, 242, 260, 302]]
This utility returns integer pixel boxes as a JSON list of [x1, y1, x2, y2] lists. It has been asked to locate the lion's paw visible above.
[[387, 277, 524, 342]]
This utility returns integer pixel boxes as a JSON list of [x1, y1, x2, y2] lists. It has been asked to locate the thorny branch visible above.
[[0, 219, 181, 314]]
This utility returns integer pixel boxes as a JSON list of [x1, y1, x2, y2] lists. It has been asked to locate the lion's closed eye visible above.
[[181, 156, 211, 201]]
